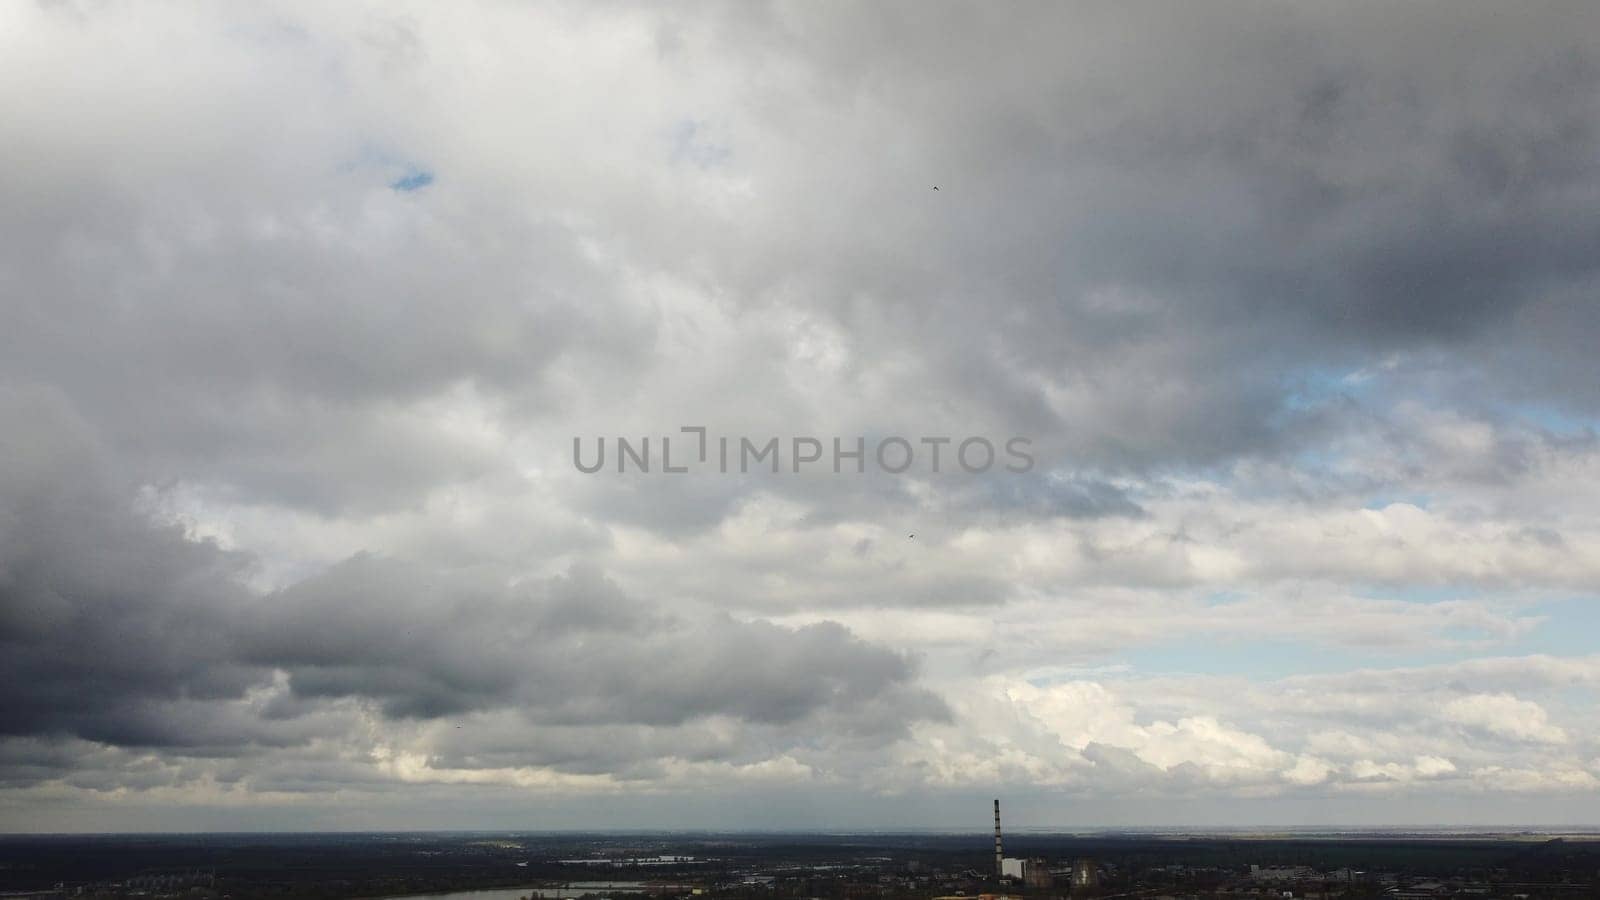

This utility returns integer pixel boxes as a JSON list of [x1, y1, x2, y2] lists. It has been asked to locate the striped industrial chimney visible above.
[[993, 798, 1003, 879]]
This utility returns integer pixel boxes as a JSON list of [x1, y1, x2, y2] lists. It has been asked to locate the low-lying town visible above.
[[3, 827, 1598, 900]]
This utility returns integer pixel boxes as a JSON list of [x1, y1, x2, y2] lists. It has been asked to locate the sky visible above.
[[3, 0, 1600, 832]]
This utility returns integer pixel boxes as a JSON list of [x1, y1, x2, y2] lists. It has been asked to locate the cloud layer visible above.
[[2, 0, 1600, 829]]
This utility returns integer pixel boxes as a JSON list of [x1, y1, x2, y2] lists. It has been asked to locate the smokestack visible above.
[[993, 798, 1003, 879]]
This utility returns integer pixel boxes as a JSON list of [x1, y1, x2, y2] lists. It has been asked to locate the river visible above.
[[385, 882, 652, 900]]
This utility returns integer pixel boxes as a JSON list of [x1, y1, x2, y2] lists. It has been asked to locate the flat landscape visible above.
[[4, 831, 1599, 899]]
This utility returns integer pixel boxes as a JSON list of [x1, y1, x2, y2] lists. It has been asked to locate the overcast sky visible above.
[[4, 0, 1600, 832]]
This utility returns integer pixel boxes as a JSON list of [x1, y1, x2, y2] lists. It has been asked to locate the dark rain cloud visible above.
[[0, 386, 945, 784]]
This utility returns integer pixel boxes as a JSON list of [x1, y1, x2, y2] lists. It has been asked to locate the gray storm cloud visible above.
[[0, 387, 944, 785]]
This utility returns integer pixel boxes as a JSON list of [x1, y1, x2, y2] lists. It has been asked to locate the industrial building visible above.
[[1071, 858, 1099, 888], [991, 800, 1096, 894], [1021, 858, 1052, 889]]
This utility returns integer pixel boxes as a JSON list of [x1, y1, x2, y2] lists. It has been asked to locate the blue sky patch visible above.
[[391, 169, 435, 192]]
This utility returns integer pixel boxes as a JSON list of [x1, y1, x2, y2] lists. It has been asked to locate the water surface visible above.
[[387, 882, 649, 900]]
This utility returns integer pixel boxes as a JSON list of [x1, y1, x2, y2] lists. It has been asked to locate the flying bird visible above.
[[932, 186, 939, 191], [908, 533, 915, 539]]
